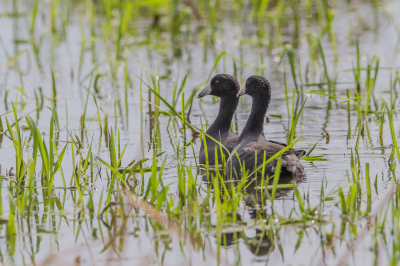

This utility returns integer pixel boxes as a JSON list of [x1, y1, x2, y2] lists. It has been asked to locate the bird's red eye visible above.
[[247, 81, 250, 85], [215, 80, 219, 85]]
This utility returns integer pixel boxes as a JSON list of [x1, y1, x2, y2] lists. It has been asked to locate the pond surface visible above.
[[0, 0, 400, 265]]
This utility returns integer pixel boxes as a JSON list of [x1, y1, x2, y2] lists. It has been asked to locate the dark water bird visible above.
[[226, 75, 306, 178], [197, 74, 240, 165]]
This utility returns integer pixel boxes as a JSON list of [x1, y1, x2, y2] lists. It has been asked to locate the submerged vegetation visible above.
[[0, 0, 400, 265]]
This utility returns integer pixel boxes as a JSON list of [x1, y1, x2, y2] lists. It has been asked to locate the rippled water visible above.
[[0, 0, 400, 265]]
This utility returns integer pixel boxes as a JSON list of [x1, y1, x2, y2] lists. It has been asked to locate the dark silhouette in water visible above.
[[213, 170, 305, 257], [226, 75, 306, 178], [198, 74, 240, 165]]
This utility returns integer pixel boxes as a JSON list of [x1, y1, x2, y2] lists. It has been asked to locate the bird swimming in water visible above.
[[226, 75, 305, 178], [197, 74, 240, 165]]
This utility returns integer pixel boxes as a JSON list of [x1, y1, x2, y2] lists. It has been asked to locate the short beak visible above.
[[237, 86, 246, 97], [197, 84, 212, 98]]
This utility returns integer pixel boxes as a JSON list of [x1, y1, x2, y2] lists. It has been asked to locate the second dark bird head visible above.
[[237, 75, 272, 98]]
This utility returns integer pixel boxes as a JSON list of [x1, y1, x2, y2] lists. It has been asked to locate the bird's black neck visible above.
[[206, 96, 239, 136], [237, 92, 270, 143]]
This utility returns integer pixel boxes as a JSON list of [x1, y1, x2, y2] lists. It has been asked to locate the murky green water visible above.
[[0, 0, 400, 265]]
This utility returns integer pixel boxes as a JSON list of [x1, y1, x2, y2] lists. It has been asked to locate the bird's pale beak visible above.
[[197, 84, 211, 98], [237, 86, 246, 97]]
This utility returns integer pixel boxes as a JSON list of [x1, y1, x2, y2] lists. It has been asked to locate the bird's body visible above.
[[226, 75, 305, 178], [227, 139, 305, 178], [199, 128, 238, 165]]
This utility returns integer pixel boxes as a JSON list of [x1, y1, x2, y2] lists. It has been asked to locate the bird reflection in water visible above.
[[212, 172, 305, 257]]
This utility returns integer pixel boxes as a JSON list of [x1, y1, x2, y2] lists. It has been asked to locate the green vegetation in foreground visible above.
[[0, 0, 400, 265]]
